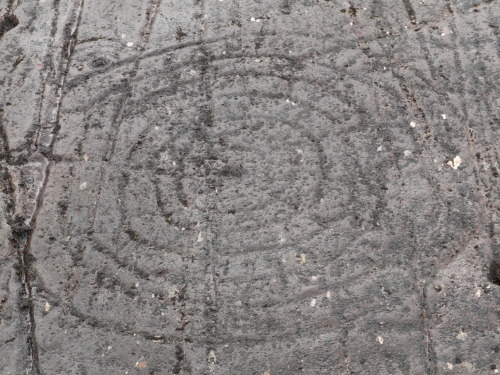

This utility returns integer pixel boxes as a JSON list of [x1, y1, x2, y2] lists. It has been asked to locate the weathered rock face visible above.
[[1, 0, 499, 374]]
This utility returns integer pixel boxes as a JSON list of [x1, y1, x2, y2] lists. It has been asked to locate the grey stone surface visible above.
[[1, 0, 499, 374]]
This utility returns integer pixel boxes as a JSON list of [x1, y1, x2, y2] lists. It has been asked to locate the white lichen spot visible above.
[[404, 150, 412, 157], [310, 298, 317, 307], [447, 155, 462, 169], [326, 290, 331, 299], [44, 301, 51, 312], [456, 329, 467, 341], [79, 182, 87, 190], [126, 42, 134, 47], [441, 113, 447, 119], [376, 336, 384, 344], [410, 121, 417, 128], [447, 362, 453, 370]]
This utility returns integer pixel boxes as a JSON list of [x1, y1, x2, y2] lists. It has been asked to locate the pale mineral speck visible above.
[[121, 34, 126, 39], [107, 346, 112, 351], [447, 362, 453, 370], [377, 145, 383, 152], [44, 301, 51, 312], [79, 182, 87, 190], [410, 121, 417, 128], [311, 275, 318, 281], [377, 336, 384, 344], [476, 289, 481, 297], [250, 17, 256, 21], [310, 298, 317, 307], [326, 290, 331, 298], [83, 154, 89, 161], [441, 113, 447, 119], [127, 42, 134, 47], [404, 150, 412, 157]]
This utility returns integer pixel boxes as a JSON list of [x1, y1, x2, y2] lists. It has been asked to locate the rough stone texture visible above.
[[1, 0, 499, 374]]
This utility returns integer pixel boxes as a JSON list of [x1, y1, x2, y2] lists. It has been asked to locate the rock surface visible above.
[[0, 0, 499, 374]]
